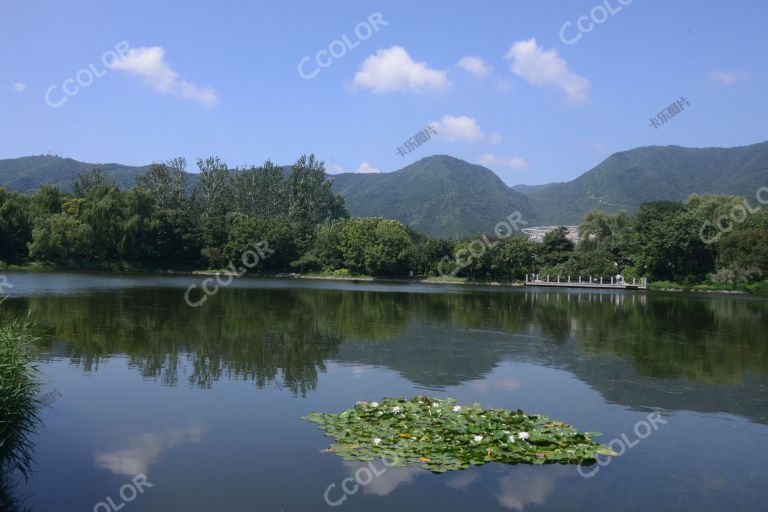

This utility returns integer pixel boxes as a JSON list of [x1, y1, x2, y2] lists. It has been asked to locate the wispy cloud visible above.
[[710, 69, 750, 85], [430, 115, 501, 144], [479, 153, 528, 170], [328, 162, 382, 174], [12, 81, 27, 92], [457, 56, 490, 77], [353, 46, 448, 93], [355, 162, 382, 173], [504, 38, 589, 104], [110, 46, 219, 106]]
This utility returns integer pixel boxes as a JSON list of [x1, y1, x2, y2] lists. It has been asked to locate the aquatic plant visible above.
[[305, 397, 615, 473], [0, 313, 41, 479]]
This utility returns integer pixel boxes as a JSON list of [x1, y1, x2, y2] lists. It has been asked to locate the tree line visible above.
[[0, 156, 766, 289]]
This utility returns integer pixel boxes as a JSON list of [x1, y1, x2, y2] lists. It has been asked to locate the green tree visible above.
[[413, 238, 456, 276], [118, 188, 158, 263], [452, 237, 493, 279], [288, 154, 348, 240], [0, 189, 31, 263], [136, 157, 189, 210], [716, 209, 768, 282], [28, 213, 91, 263], [233, 161, 289, 218], [72, 164, 115, 198], [193, 156, 234, 263], [631, 201, 714, 282], [224, 214, 296, 272], [490, 236, 536, 280], [28, 185, 64, 223], [340, 218, 414, 276], [77, 186, 126, 261], [538, 227, 574, 267]]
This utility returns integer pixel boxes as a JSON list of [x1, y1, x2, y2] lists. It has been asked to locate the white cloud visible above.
[[430, 115, 500, 144], [353, 46, 448, 93], [711, 70, 750, 85], [457, 56, 490, 77], [328, 162, 382, 174], [12, 81, 26, 92], [110, 46, 219, 106], [504, 38, 589, 104], [355, 162, 382, 173], [479, 153, 528, 170]]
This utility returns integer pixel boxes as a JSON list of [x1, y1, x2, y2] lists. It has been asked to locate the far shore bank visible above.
[[2, 264, 765, 296]]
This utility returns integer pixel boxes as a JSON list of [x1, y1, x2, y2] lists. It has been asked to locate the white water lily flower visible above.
[[370, 402, 379, 408], [518, 431, 530, 441], [473, 435, 484, 443], [392, 406, 402, 413], [373, 437, 382, 446], [453, 406, 462, 412]]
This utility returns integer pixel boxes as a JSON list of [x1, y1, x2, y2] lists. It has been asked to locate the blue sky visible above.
[[1, 0, 766, 185]]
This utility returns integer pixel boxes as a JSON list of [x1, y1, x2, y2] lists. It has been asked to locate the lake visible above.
[[2, 271, 768, 511]]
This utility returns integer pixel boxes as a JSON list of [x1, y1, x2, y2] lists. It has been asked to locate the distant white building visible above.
[[522, 226, 581, 243]]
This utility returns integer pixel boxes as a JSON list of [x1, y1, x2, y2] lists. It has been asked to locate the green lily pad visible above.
[[303, 397, 614, 473]]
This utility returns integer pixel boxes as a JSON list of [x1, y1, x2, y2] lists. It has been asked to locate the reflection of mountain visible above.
[[10, 283, 768, 423], [336, 291, 768, 424], [337, 320, 527, 389]]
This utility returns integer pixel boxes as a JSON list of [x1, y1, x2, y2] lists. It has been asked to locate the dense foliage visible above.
[[0, 156, 767, 288], [305, 397, 614, 473], [0, 313, 40, 480]]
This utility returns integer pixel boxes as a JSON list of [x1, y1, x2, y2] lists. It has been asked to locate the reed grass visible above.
[[0, 312, 41, 480]]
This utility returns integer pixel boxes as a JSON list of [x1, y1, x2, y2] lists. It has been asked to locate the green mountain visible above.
[[2, 141, 767, 235], [527, 141, 768, 224], [331, 155, 534, 239], [511, 183, 555, 195], [0, 155, 148, 193]]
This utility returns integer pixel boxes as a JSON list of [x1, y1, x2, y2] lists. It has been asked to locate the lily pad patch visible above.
[[304, 397, 616, 473]]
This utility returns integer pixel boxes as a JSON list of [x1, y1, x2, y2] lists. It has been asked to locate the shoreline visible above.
[[1, 264, 763, 296]]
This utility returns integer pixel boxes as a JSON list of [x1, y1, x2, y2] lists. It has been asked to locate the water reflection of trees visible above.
[[425, 291, 768, 385], [13, 287, 410, 396], [0, 479, 29, 512], [12, 286, 768, 393]]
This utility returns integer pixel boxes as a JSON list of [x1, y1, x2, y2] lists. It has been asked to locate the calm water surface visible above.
[[2, 271, 768, 511]]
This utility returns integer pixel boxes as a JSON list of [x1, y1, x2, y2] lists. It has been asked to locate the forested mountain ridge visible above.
[[330, 155, 534, 239], [527, 141, 768, 224], [0, 155, 149, 193], [2, 140, 767, 234]]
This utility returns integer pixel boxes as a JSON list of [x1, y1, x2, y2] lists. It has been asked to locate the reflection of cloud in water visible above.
[[342, 461, 425, 496], [495, 466, 571, 511], [94, 425, 204, 476], [351, 365, 371, 378], [445, 471, 480, 490], [470, 377, 523, 393]]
